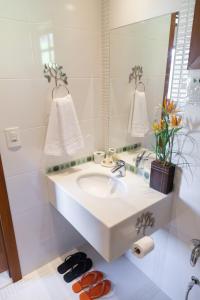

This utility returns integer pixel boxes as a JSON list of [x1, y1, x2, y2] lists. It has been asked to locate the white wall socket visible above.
[[5, 127, 21, 149]]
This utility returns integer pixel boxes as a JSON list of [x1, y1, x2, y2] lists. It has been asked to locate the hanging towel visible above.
[[128, 90, 150, 137], [128, 90, 135, 134], [44, 95, 84, 156]]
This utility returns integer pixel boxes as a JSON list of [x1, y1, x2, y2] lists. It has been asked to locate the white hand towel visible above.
[[128, 90, 135, 134], [44, 95, 84, 156], [128, 90, 150, 137]]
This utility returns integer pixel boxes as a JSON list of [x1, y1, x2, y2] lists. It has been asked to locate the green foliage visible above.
[[152, 100, 182, 165]]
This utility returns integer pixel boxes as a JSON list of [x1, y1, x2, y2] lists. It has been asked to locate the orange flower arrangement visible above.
[[163, 98, 178, 114], [170, 115, 182, 128], [152, 119, 165, 133], [153, 99, 182, 164]]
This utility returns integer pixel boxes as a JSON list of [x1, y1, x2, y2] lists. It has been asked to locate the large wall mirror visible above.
[[108, 13, 178, 149]]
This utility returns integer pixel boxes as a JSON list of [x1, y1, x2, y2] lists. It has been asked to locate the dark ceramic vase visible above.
[[150, 160, 175, 194]]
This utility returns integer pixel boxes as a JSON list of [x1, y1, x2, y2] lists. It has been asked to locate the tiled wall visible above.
[[110, 0, 200, 299], [101, 0, 110, 149], [0, 0, 102, 275], [109, 0, 182, 29]]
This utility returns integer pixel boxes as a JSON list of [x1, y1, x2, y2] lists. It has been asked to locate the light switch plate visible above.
[[5, 127, 21, 149]]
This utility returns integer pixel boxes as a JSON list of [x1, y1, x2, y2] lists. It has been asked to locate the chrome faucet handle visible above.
[[116, 160, 125, 166], [135, 150, 146, 168], [191, 239, 200, 267], [111, 160, 126, 177]]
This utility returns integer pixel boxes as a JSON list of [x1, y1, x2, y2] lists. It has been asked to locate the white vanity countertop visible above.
[[47, 162, 166, 229]]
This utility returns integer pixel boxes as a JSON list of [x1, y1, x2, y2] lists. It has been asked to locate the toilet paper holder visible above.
[[136, 211, 155, 236]]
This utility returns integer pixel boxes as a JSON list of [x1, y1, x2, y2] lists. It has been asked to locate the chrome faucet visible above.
[[135, 150, 153, 169], [135, 150, 146, 168], [191, 239, 200, 267], [111, 160, 126, 177]]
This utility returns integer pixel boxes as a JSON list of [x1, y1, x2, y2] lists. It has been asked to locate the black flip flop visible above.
[[57, 252, 87, 274], [63, 258, 93, 283]]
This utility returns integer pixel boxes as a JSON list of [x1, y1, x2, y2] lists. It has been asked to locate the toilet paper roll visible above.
[[131, 236, 154, 258], [93, 151, 105, 164]]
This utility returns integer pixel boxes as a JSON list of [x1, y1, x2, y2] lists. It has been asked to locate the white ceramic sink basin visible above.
[[47, 162, 171, 261], [77, 173, 127, 198]]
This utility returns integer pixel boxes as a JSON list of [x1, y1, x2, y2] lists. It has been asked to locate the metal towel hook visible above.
[[43, 63, 70, 98]]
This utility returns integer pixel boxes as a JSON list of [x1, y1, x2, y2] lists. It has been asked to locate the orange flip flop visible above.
[[79, 279, 111, 300], [72, 271, 104, 293]]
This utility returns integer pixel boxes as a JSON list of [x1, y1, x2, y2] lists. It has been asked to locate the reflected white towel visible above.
[[128, 90, 135, 134], [128, 90, 150, 137], [44, 95, 84, 156]]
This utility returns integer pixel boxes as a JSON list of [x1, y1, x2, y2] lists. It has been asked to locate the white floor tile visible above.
[[0, 244, 171, 300], [0, 272, 12, 289]]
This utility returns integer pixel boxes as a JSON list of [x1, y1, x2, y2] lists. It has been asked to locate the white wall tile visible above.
[[6, 170, 84, 275], [0, 0, 32, 21], [126, 229, 170, 289], [80, 117, 104, 152], [51, 0, 101, 31], [110, 77, 132, 117], [0, 20, 39, 79], [13, 204, 84, 275], [0, 80, 48, 130], [0, 77, 102, 131], [0, 0, 101, 29], [160, 231, 197, 300], [69, 78, 102, 120], [33, 24, 101, 78], [0, 0, 54, 23], [0, 127, 46, 177], [110, 0, 182, 29], [6, 171, 48, 215], [13, 204, 56, 246], [109, 115, 141, 148], [26, 0, 54, 23]]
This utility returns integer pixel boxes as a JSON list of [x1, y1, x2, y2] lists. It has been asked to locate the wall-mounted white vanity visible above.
[[47, 161, 172, 261]]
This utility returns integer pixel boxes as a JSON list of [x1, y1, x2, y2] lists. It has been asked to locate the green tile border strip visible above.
[[126, 163, 137, 174], [126, 161, 151, 179], [46, 143, 141, 174], [46, 155, 93, 173]]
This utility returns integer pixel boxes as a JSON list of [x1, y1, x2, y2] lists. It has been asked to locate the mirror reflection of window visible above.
[[167, 15, 179, 99]]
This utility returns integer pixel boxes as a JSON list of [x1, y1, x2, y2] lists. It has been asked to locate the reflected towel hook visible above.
[[129, 65, 143, 85], [136, 212, 155, 236]]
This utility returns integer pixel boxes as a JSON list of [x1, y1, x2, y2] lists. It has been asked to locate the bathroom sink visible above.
[[77, 173, 127, 198], [47, 162, 171, 261]]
